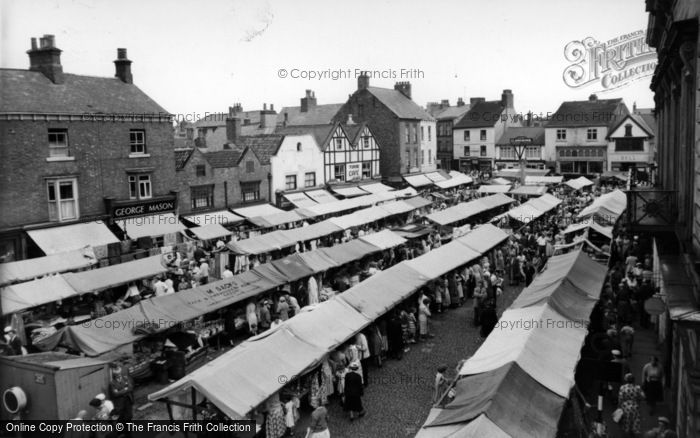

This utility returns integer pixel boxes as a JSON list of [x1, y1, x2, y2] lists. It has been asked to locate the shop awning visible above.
[[359, 182, 394, 193], [524, 176, 563, 185], [459, 303, 588, 397], [182, 210, 244, 226], [247, 211, 305, 229], [2, 275, 77, 315], [304, 190, 337, 204], [404, 174, 434, 187], [187, 224, 232, 241], [357, 230, 407, 250], [331, 186, 369, 198], [282, 192, 318, 209], [119, 213, 187, 239], [63, 255, 168, 294], [477, 184, 511, 194], [26, 222, 119, 255], [565, 176, 594, 191], [232, 204, 284, 218], [0, 247, 97, 286], [509, 185, 548, 196], [422, 363, 565, 438]]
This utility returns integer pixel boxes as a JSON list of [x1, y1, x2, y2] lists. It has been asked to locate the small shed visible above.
[[0, 352, 110, 420]]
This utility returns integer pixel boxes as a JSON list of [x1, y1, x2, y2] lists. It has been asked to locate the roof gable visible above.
[[203, 149, 244, 168], [235, 134, 285, 165], [364, 87, 435, 121], [274, 124, 336, 150], [606, 114, 654, 139]]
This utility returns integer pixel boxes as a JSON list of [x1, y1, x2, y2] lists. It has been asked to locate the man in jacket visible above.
[[109, 363, 134, 422], [343, 362, 366, 421]]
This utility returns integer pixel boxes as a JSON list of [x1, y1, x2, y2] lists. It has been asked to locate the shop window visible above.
[[362, 162, 371, 178]]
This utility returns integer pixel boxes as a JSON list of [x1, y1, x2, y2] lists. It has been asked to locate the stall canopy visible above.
[[304, 190, 338, 204], [477, 184, 511, 194], [182, 210, 244, 226], [187, 224, 232, 241], [227, 230, 296, 255], [426, 194, 513, 226], [509, 185, 548, 197], [577, 189, 627, 222], [524, 176, 563, 185], [563, 221, 613, 239], [63, 255, 168, 294], [359, 182, 394, 194], [232, 204, 284, 218], [494, 168, 549, 178], [282, 192, 317, 209], [26, 222, 119, 255], [425, 172, 448, 182], [246, 210, 305, 229], [119, 213, 187, 239], [0, 247, 97, 286], [330, 186, 369, 198], [403, 196, 433, 209], [2, 275, 77, 316], [565, 176, 594, 191], [434, 171, 473, 189], [355, 230, 407, 250], [491, 177, 511, 185], [404, 174, 434, 188]]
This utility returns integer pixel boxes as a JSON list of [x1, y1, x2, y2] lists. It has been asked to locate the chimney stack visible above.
[[260, 103, 277, 129], [394, 82, 412, 100], [114, 48, 133, 84], [457, 97, 465, 107], [470, 97, 485, 105], [226, 117, 242, 144], [440, 99, 450, 108], [527, 111, 533, 127], [589, 94, 598, 102], [300, 89, 317, 113], [27, 34, 64, 84], [357, 71, 370, 90], [501, 89, 514, 108]]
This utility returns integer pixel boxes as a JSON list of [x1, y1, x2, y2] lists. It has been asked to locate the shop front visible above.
[[556, 146, 607, 177], [459, 158, 492, 173], [608, 153, 653, 183]]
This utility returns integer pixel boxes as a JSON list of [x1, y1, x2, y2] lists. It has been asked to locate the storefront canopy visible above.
[[404, 174, 434, 188], [119, 213, 187, 239], [304, 190, 338, 204], [182, 210, 244, 226], [187, 224, 232, 241], [422, 363, 565, 438], [26, 222, 119, 255], [282, 192, 318, 209], [0, 247, 97, 286], [2, 274, 77, 316], [565, 176, 594, 191], [524, 176, 563, 185], [63, 255, 168, 294], [477, 184, 511, 194], [232, 204, 284, 218]]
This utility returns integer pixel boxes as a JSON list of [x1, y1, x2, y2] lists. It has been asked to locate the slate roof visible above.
[[635, 109, 656, 136], [203, 150, 244, 168], [275, 124, 334, 150], [235, 135, 285, 165], [174, 148, 194, 170], [435, 105, 471, 121], [365, 87, 434, 121], [496, 126, 546, 146], [277, 103, 344, 126], [454, 100, 505, 128], [342, 123, 365, 145], [546, 98, 625, 128], [0, 69, 169, 115]]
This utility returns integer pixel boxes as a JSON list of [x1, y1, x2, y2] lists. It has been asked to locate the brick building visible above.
[[278, 90, 343, 127], [0, 35, 175, 261], [333, 74, 436, 183], [191, 104, 278, 151], [427, 98, 470, 171]]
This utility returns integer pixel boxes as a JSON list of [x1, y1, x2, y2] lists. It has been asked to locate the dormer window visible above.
[[624, 124, 633, 137]]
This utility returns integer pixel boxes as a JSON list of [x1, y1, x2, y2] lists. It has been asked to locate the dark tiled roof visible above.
[[174, 148, 194, 170], [496, 126, 546, 146], [277, 103, 344, 126], [366, 87, 435, 121], [0, 69, 168, 114], [235, 135, 285, 165], [546, 98, 625, 128], [454, 100, 505, 128], [635, 111, 656, 136], [275, 124, 335, 150], [435, 105, 471, 121], [203, 150, 244, 168], [194, 110, 263, 128], [342, 123, 364, 145]]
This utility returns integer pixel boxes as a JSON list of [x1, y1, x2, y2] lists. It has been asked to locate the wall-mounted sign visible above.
[[347, 163, 362, 180], [108, 196, 177, 220]]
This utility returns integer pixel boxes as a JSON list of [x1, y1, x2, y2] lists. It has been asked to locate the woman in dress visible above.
[[642, 356, 664, 415], [418, 298, 432, 340], [494, 249, 505, 277], [618, 373, 645, 438], [264, 393, 287, 438]]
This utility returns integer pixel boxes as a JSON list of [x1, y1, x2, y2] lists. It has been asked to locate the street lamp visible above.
[[510, 136, 533, 185]]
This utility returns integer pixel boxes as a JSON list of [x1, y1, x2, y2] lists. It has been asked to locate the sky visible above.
[[1, 0, 655, 120]]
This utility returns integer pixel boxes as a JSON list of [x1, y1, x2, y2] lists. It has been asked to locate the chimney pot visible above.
[[113, 48, 133, 84], [31, 38, 37, 50], [589, 94, 598, 102], [270, 104, 274, 111], [28, 34, 64, 84], [457, 97, 465, 107], [357, 72, 370, 90], [263, 103, 267, 111], [117, 48, 127, 60]]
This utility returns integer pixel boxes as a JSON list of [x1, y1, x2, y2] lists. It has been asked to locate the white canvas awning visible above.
[[331, 186, 369, 198], [188, 224, 233, 241], [404, 174, 433, 187], [119, 213, 187, 239], [525, 176, 563, 185], [282, 192, 318, 209], [425, 172, 448, 182], [27, 222, 119, 255], [0, 247, 97, 286], [304, 190, 338, 204], [359, 182, 394, 193], [183, 210, 244, 226], [478, 184, 511, 194], [2, 274, 77, 315], [232, 204, 284, 218]]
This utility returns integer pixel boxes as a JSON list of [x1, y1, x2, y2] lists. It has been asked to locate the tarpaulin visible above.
[[227, 230, 296, 255], [456, 224, 510, 254], [403, 196, 432, 209], [524, 176, 563, 185], [415, 413, 510, 438], [0, 247, 97, 286], [404, 174, 434, 187], [578, 189, 627, 221], [297, 250, 339, 273], [289, 220, 343, 243], [318, 240, 380, 266], [331, 186, 370, 198], [36, 270, 286, 356], [2, 275, 77, 316], [405, 241, 480, 278], [304, 190, 338, 204], [63, 255, 168, 294], [458, 303, 588, 397], [425, 172, 448, 182], [427, 194, 512, 226], [509, 185, 548, 196], [183, 210, 244, 226], [27, 222, 119, 255], [270, 254, 317, 283], [423, 363, 565, 438], [507, 203, 543, 223], [359, 182, 394, 193]]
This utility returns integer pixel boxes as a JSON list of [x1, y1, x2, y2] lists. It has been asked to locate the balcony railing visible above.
[[626, 189, 678, 230]]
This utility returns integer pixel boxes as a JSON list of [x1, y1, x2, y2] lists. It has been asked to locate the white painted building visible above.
[[268, 134, 325, 194], [606, 113, 655, 174]]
